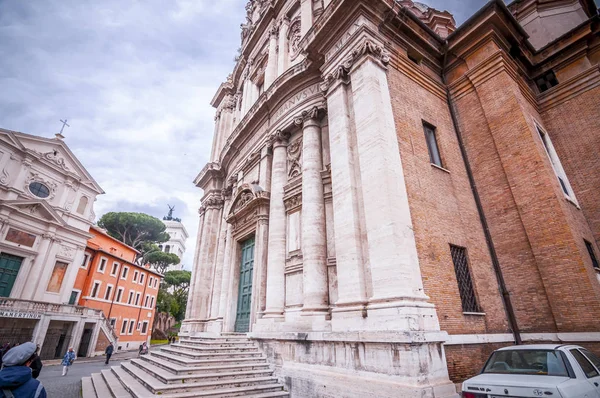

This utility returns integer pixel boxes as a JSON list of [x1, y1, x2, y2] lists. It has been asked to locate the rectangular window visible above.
[[115, 287, 124, 302], [139, 273, 145, 285], [109, 318, 116, 327], [536, 124, 576, 201], [104, 285, 113, 300], [81, 253, 90, 269], [149, 276, 153, 287], [121, 266, 129, 280], [121, 319, 128, 334], [47, 261, 69, 293], [141, 321, 148, 334], [449, 245, 480, 313], [68, 291, 79, 305], [128, 320, 135, 335], [150, 296, 154, 308], [133, 270, 139, 283], [144, 295, 149, 308], [137, 322, 141, 331], [585, 240, 599, 269], [135, 292, 141, 306], [423, 122, 443, 168], [127, 291, 134, 305], [110, 262, 119, 276], [91, 281, 101, 298], [98, 258, 107, 273], [153, 279, 157, 289]]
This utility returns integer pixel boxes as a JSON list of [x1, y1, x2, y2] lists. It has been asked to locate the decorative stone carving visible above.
[[321, 40, 390, 95], [268, 130, 291, 146], [294, 106, 322, 126], [36, 150, 70, 171], [287, 138, 302, 178], [288, 17, 302, 60], [58, 244, 76, 260], [0, 167, 10, 186], [24, 172, 58, 200], [204, 197, 224, 210], [284, 193, 302, 211], [234, 191, 254, 212]]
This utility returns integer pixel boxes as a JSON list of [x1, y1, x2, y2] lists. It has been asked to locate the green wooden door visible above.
[[235, 237, 255, 333], [0, 254, 23, 297]]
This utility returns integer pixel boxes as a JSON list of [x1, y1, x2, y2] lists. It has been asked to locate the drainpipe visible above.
[[441, 41, 522, 345]]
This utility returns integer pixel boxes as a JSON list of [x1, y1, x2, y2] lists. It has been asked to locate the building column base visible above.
[[250, 331, 458, 398]]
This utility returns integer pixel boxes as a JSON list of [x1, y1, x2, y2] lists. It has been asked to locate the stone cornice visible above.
[[193, 162, 224, 188], [538, 64, 600, 113]]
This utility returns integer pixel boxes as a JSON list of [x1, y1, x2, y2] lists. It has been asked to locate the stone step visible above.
[[82, 376, 95, 398], [92, 372, 112, 397], [156, 347, 264, 362], [180, 338, 257, 348], [138, 357, 273, 380], [119, 362, 284, 396], [101, 368, 133, 398], [170, 342, 260, 354], [143, 351, 267, 368]]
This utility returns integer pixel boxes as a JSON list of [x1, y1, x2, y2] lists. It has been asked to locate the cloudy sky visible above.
[[0, 0, 499, 268]]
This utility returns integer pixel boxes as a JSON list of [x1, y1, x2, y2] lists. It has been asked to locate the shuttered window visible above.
[[450, 245, 480, 313]]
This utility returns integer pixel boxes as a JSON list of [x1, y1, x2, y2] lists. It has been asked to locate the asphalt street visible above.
[[37, 351, 140, 398]]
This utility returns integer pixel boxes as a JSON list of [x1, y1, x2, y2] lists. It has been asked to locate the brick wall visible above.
[[387, 58, 510, 335]]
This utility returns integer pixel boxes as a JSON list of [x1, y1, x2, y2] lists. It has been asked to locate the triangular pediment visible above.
[[0, 129, 104, 194], [1, 199, 67, 226]]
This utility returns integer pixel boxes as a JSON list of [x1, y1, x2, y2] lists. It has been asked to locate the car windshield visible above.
[[482, 349, 569, 376]]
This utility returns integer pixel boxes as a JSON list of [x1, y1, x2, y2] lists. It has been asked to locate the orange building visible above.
[[73, 226, 162, 351]]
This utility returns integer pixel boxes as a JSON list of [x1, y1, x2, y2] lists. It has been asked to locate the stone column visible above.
[[217, 222, 234, 326], [300, 0, 313, 37], [29, 234, 54, 300], [210, 110, 223, 162], [264, 24, 278, 90], [208, 196, 231, 328], [259, 145, 272, 191], [191, 198, 224, 321], [252, 215, 270, 326], [262, 130, 290, 319], [322, 72, 368, 313], [185, 207, 206, 319], [277, 17, 290, 76], [297, 108, 329, 314], [349, 43, 428, 304]]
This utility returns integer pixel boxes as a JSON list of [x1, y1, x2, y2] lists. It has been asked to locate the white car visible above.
[[462, 344, 600, 398]]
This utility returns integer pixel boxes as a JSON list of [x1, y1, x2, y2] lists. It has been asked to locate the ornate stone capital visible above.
[[269, 23, 279, 37], [203, 197, 224, 210], [198, 206, 206, 216], [321, 40, 390, 95], [268, 130, 291, 147], [294, 106, 325, 127]]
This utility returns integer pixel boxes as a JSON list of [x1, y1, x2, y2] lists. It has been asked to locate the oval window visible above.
[[29, 182, 50, 198]]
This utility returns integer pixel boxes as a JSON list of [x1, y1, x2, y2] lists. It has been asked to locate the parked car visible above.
[[462, 344, 600, 398]]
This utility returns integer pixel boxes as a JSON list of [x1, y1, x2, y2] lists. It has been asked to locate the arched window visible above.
[[76, 196, 89, 215], [165, 245, 170, 253], [158, 245, 163, 251]]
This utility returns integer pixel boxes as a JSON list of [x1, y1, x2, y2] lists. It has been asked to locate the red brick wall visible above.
[[387, 58, 510, 336], [450, 55, 600, 333]]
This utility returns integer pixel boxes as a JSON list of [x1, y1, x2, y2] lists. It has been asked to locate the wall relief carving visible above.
[[35, 150, 70, 171], [284, 193, 302, 212], [288, 17, 302, 60], [58, 244, 76, 260], [287, 138, 302, 178]]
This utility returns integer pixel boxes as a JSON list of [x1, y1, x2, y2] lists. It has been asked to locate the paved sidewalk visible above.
[[37, 350, 141, 398]]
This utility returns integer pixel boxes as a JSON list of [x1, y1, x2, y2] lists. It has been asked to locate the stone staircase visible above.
[[82, 335, 289, 398]]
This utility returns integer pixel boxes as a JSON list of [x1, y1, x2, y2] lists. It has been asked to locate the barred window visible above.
[[450, 245, 480, 313]]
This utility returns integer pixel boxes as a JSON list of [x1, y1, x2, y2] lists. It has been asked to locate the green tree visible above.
[[156, 270, 191, 321], [97, 212, 170, 258], [146, 251, 181, 275]]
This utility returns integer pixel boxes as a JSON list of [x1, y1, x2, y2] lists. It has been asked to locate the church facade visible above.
[[182, 0, 600, 395]]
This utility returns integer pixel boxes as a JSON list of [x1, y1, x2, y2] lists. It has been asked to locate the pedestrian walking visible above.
[[28, 346, 42, 379], [138, 342, 148, 357], [60, 347, 76, 376], [0, 341, 47, 397], [104, 343, 114, 365]]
